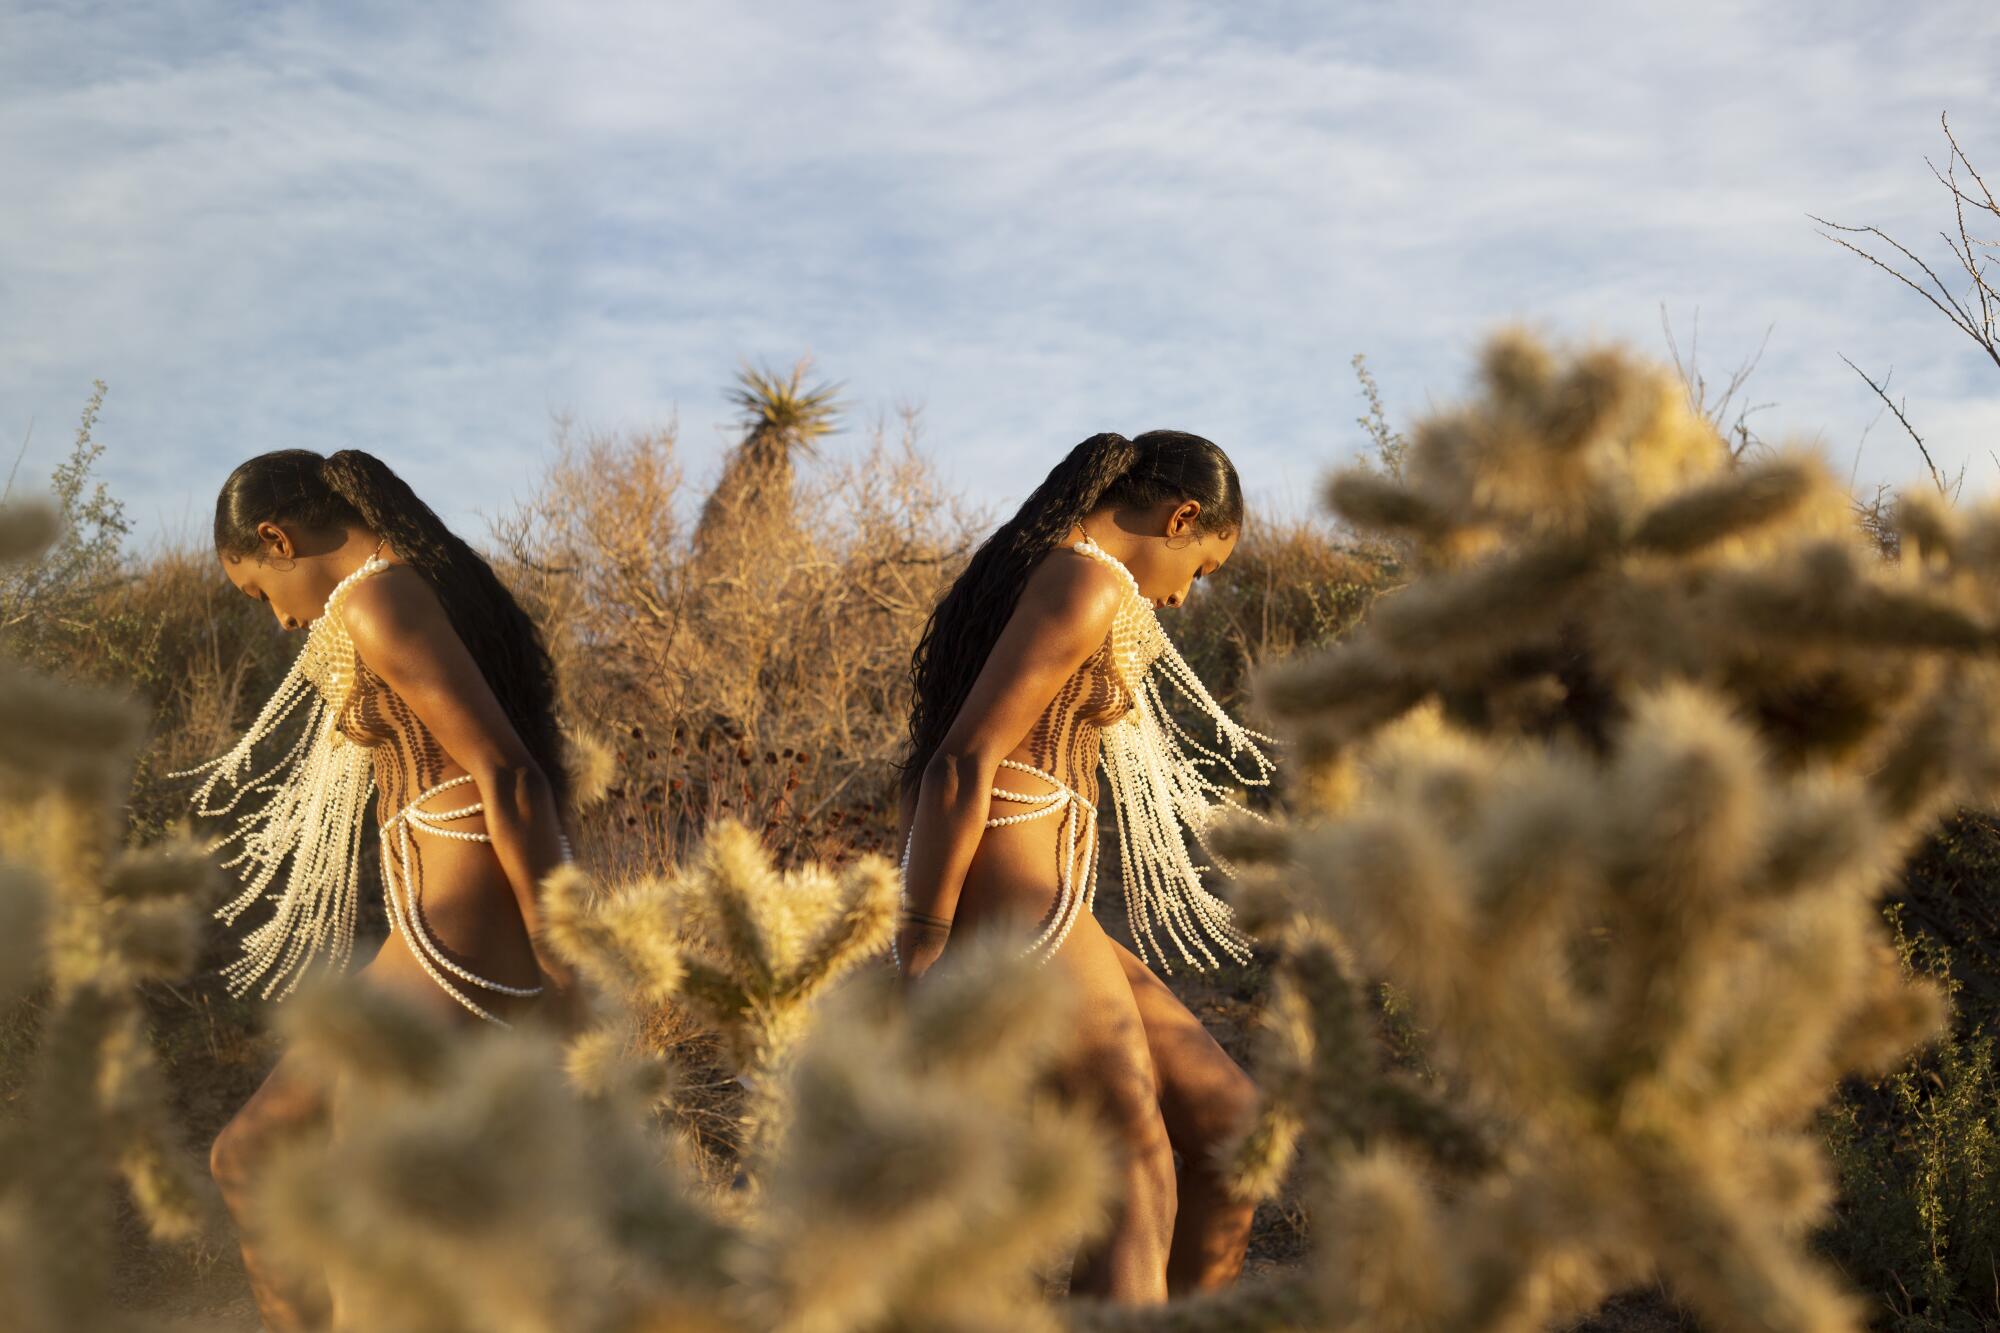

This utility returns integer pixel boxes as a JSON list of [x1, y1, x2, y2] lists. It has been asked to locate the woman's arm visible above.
[[898, 551, 1124, 973], [338, 569, 575, 987]]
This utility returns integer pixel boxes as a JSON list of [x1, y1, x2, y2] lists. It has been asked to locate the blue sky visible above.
[[5, 1, 2000, 548]]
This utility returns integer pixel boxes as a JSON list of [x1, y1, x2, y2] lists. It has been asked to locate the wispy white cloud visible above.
[[4, 0, 1999, 546]]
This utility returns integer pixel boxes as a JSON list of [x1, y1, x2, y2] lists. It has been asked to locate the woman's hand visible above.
[[895, 918, 952, 988], [533, 953, 591, 1034]]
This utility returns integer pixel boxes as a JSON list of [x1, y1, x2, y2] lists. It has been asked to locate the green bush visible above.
[[1821, 857, 2000, 1332]]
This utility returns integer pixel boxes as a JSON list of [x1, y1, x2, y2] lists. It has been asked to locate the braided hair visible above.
[[897, 429, 1242, 799], [213, 448, 569, 810]]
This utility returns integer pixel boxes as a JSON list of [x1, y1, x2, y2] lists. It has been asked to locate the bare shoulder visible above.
[[1018, 544, 1126, 636], [335, 562, 449, 653]]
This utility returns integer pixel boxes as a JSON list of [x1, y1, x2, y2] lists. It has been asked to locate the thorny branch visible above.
[[1839, 355, 1962, 500]]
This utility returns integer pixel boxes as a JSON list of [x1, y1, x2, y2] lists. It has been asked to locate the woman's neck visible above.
[[323, 527, 389, 584], [1071, 517, 1143, 572]]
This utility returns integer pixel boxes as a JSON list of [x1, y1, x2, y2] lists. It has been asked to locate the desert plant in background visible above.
[[495, 400, 977, 873], [0, 381, 134, 670], [693, 358, 844, 557], [1350, 353, 1408, 483], [689, 359, 844, 729], [1819, 905, 2000, 1332], [1145, 327, 2000, 1333], [1815, 113, 1997, 510], [246, 823, 1112, 1333], [0, 499, 217, 1333]]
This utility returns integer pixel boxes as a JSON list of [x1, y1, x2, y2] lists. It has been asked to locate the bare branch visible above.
[[2, 415, 32, 503], [1840, 354, 1951, 499], [1940, 110, 2000, 217], [1811, 114, 2000, 374], [1660, 305, 1775, 460], [1811, 214, 1993, 359]]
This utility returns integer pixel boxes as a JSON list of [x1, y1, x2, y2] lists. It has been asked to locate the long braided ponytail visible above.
[[898, 429, 1242, 798], [213, 448, 570, 810]]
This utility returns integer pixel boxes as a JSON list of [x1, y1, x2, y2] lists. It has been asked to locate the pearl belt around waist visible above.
[[380, 773, 568, 1028], [892, 758, 1099, 970]]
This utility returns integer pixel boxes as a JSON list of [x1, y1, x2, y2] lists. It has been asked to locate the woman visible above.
[[177, 449, 575, 1330], [894, 430, 1277, 1305]]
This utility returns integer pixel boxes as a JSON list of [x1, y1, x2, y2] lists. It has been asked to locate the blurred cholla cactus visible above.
[[561, 723, 620, 811], [542, 819, 898, 1181], [256, 984, 743, 1333], [741, 932, 1114, 1333], [253, 916, 1110, 1332], [1176, 329, 2000, 1331], [0, 500, 217, 1332]]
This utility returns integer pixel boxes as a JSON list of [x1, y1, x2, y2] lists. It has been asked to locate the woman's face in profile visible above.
[[219, 522, 339, 631], [1118, 498, 1237, 610]]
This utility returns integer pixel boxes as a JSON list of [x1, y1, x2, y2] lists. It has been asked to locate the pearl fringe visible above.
[[893, 537, 1277, 976]]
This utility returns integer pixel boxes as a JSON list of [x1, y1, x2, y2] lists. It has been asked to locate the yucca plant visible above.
[[693, 357, 843, 559]]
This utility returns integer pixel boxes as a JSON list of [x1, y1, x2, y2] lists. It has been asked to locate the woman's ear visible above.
[[255, 521, 295, 561], [1168, 499, 1203, 538]]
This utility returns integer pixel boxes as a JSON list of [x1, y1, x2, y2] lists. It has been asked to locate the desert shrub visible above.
[[1820, 892, 2000, 1331], [0, 382, 132, 673]]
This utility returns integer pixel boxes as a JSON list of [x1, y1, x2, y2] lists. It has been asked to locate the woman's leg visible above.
[[210, 1050, 333, 1332], [1101, 933, 1261, 1295], [1035, 912, 1179, 1305], [211, 924, 516, 1331]]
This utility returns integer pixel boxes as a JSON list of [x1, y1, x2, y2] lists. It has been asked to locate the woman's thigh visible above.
[[213, 1047, 328, 1183], [1100, 932, 1258, 1157], [1029, 913, 1169, 1130]]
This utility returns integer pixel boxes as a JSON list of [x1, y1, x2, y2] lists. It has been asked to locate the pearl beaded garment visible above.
[[895, 536, 1277, 975], [173, 555, 559, 1027]]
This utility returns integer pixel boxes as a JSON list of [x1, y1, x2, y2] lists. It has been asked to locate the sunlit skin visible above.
[[209, 518, 579, 1332], [895, 495, 1258, 1304]]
